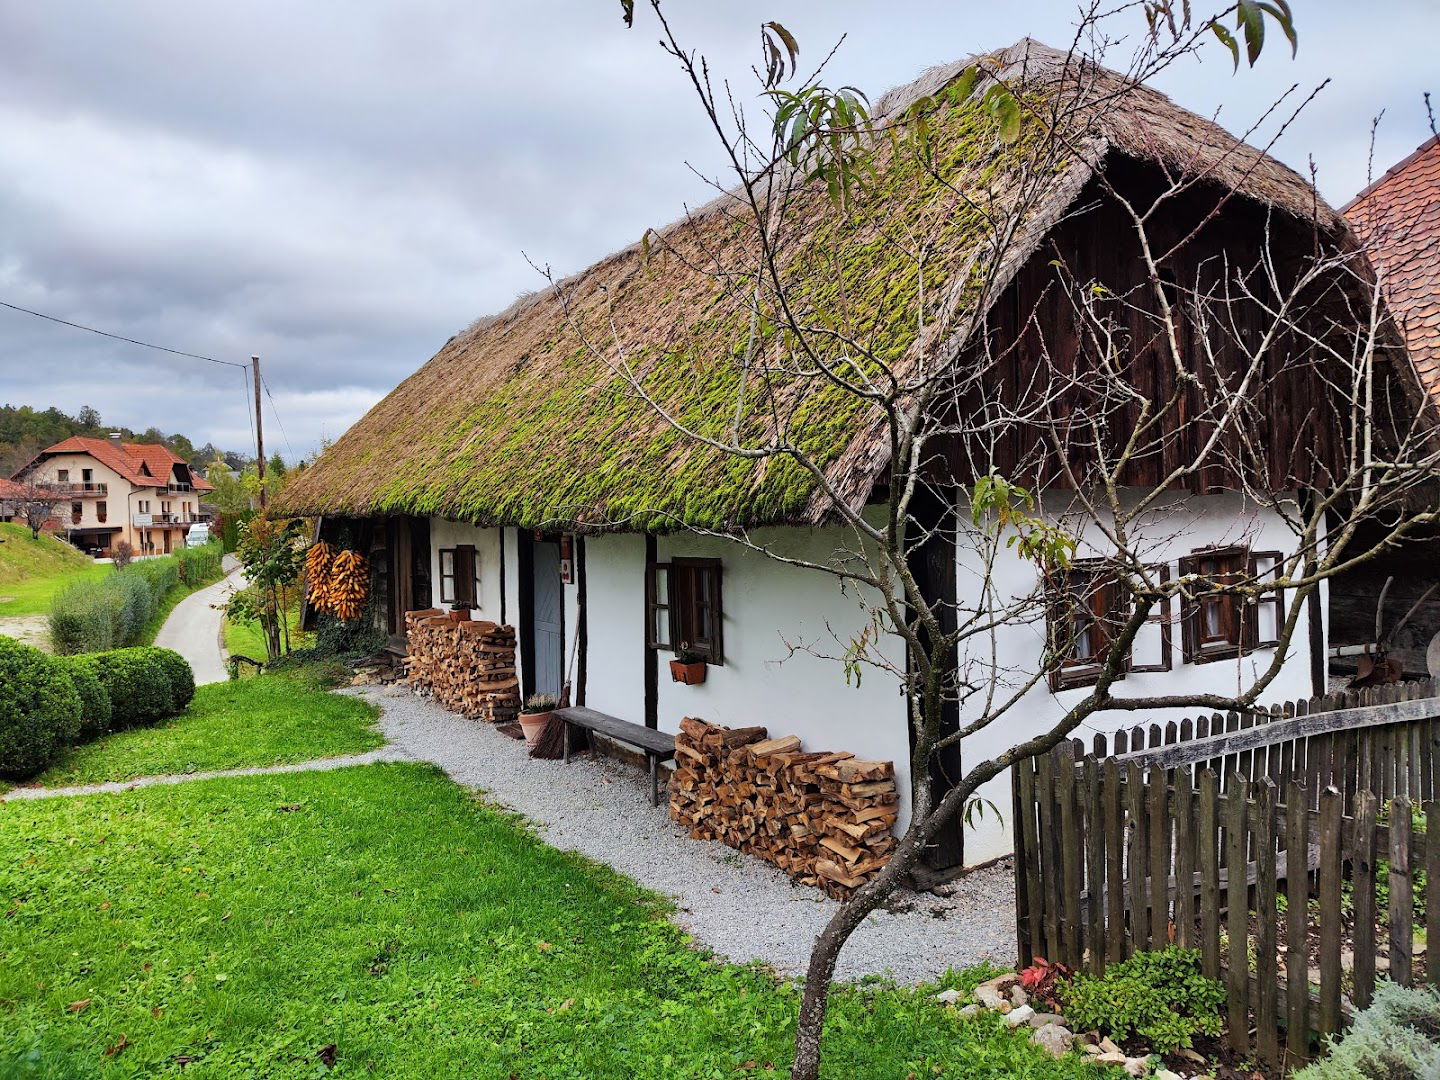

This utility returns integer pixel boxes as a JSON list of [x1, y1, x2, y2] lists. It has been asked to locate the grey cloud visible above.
[[0, 1, 1434, 459]]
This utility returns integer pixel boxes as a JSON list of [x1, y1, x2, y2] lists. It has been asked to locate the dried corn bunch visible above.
[[328, 550, 369, 621], [305, 540, 337, 614]]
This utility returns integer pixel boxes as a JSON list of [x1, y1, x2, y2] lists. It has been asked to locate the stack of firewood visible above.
[[403, 611, 520, 724], [669, 717, 898, 897]]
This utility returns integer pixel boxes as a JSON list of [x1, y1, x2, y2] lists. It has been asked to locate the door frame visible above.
[[518, 531, 565, 701]]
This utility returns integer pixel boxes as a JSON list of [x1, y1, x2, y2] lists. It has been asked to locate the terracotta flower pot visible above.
[[670, 660, 707, 685], [448, 608, 471, 623], [519, 710, 553, 748]]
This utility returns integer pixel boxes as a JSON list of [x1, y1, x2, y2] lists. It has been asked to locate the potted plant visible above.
[[519, 693, 558, 749], [447, 600, 471, 623], [669, 644, 707, 685]]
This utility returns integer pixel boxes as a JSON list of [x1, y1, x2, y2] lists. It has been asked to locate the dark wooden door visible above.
[[524, 538, 565, 700]]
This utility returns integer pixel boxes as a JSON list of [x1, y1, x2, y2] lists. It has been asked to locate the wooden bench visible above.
[[555, 706, 676, 807]]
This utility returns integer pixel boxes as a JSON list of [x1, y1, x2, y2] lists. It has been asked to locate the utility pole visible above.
[[252, 354, 266, 510]]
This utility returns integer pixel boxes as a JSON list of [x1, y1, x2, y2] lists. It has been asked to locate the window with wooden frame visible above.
[[96, 501, 107, 524], [646, 557, 724, 664], [437, 545, 479, 608], [1179, 546, 1255, 663], [1048, 560, 1126, 690]]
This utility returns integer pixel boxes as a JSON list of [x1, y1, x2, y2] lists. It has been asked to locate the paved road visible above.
[[153, 555, 242, 685]]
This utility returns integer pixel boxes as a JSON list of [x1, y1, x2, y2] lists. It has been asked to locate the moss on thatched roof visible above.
[[281, 39, 1343, 532]]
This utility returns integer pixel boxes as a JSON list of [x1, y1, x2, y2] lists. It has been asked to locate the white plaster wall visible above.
[[581, 533, 646, 722], [581, 527, 914, 828], [426, 519, 503, 619], [957, 490, 1325, 864]]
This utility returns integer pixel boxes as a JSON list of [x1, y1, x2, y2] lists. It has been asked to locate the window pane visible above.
[[653, 605, 671, 647]]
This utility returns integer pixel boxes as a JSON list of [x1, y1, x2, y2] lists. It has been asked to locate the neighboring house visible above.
[[0, 477, 30, 523], [1329, 136, 1440, 676], [9, 434, 213, 556], [281, 41, 1406, 868]]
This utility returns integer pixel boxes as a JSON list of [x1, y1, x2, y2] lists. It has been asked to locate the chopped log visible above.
[[667, 718, 896, 898]]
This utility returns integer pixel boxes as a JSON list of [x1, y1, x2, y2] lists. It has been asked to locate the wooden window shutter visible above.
[[454, 545, 477, 608], [1127, 563, 1173, 673]]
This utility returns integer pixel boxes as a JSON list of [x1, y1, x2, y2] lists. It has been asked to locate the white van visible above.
[[186, 523, 212, 548]]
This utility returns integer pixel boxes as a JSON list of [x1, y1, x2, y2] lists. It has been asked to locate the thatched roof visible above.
[[281, 39, 1344, 532]]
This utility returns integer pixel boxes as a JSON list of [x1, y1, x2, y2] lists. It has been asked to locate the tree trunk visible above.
[[790, 829, 927, 1079]]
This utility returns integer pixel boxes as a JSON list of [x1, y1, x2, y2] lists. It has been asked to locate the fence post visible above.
[[1199, 768, 1222, 981], [1174, 767, 1196, 950], [1255, 779, 1279, 1065], [1426, 799, 1438, 989], [1285, 780, 1310, 1063], [1351, 790, 1378, 1009], [1104, 758, 1125, 965], [1126, 761, 1149, 954], [1084, 757, 1105, 974], [1317, 787, 1344, 1037], [1014, 756, 1034, 969], [1224, 775, 1251, 1058], [1389, 796, 1414, 986], [1148, 764, 1171, 947]]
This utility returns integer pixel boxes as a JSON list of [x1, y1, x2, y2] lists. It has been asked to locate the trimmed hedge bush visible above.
[[138, 646, 196, 711], [0, 637, 82, 777], [56, 655, 113, 739], [90, 647, 178, 729], [176, 543, 222, 585], [48, 553, 215, 655]]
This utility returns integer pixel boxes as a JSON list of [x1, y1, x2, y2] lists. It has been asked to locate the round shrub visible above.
[[135, 647, 196, 711], [90, 648, 177, 729], [57, 654, 113, 739], [0, 637, 83, 777]]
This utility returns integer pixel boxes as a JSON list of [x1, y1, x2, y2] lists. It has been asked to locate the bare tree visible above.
[[574, 5, 1439, 1077], [13, 478, 60, 541]]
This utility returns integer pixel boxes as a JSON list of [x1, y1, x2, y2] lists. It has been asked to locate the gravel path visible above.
[[153, 555, 243, 685], [0, 748, 408, 801], [356, 684, 1017, 983]]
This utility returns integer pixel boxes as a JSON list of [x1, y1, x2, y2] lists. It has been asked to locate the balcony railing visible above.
[[167, 483, 193, 493], [133, 513, 194, 527], [48, 482, 108, 495]]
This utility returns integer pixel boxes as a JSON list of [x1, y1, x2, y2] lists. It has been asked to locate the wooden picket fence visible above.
[[1013, 681, 1440, 1068]]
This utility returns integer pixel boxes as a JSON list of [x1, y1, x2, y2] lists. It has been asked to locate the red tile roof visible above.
[[0, 477, 26, 500], [16, 436, 213, 492], [1345, 135, 1440, 407]]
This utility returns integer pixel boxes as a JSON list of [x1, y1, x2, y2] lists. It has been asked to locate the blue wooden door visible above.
[[530, 540, 564, 700]]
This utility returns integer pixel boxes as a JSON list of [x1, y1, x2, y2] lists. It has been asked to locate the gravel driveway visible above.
[[353, 684, 1017, 984]]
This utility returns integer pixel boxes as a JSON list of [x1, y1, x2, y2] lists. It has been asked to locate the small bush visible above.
[[1060, 947, 1225, 1051], [113, 570, 157, 644], [49, 578, 123, 653], [56, 655, 113, 739], [49, 557, 186, 654], [111, 540, 134, 569], [1294, 981, 1440, 1080], [90, 648, 177, 729], [175, 544, 222, 585], [135, 646, 196, 711], [0, 637, 82, 777]]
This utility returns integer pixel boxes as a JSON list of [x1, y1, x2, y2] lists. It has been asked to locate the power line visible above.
[[0, 298, 248, 368], [260, 374, 295, 461]]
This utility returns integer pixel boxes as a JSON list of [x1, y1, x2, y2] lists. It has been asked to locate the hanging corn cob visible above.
[[305, 540, 338, 615], [329, 549, 369, 622]]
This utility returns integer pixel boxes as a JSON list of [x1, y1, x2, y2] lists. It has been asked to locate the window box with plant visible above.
[[519, 693, 557, 749], [647, 557, 723, 680], [669, 644, 708, 685]]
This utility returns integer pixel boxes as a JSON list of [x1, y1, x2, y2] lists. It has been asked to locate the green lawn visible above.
[[0, 523, 108, 617], [27, 672, 381, 787], [0, 763, 1094, 1079], [224, 605, 307, 667]]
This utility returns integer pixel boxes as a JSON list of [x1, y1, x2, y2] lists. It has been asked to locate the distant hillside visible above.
[[0, 403, 250, 477], [0, 521, 91, 588]]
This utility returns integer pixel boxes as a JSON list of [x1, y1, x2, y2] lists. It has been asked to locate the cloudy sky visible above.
[[0, 1, 1434, 462]]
